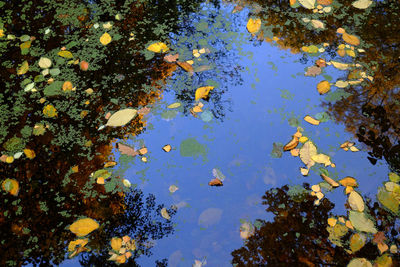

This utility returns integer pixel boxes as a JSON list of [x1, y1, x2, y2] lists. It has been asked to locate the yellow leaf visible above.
[[348, 191, 365, 212], [23, 149, 36, 159], [246, 18, 261, 34], [192, 105, 202, 113], [343, 32, 360, 46], [71, 166, 79, 173], [147, 42, 169, 53], [161, 207, 170, 220], [317, 80, 330, 95], [311, 153, 331, 166], [104, 161, 117, 168], [349, 146, 360, 152], [345, 186, 354, 194], [320, 174, 339, 187], [68, 239, 88, 252], [20, 41, 31, 50], [346, 49, 356, 57], [141, 156, 147, 162], [304, 115, 320, 125], [299, 136, 308, 143], [162, 144, 172, 152], [6, 156, 14, 163], [116, 255, 126, 264], [300, 167, 309, 176], [138, 147, 148, 155], [1, 178, 19, 196], [96, 177, 105, 184], [111, 237, 122, 251], [195, 86, 214, 101], [63, 81, 73, 91], [69, 218, 99, 237], [327, 218, 337, 227], [17, 61, 29, 75], [43, 104, 58, 118], [339, 176, 358, 187], [100, 32, 112, 45], [350, 233, 366, 252], [167, 102, 181, 109], [58, 50, 74, 58]]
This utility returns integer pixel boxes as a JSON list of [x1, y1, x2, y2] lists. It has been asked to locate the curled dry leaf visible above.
[[161, 207, 170, 220], [304, 115, 320, 125], [311, 184, 321, 192], [283, 136, 299, 151], [320, 173, 339, 187], [208, 178, 223, 186], [138, 147, 148, 155]]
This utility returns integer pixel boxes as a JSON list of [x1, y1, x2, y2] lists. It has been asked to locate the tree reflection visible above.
[[231, 184, 351, 266], [232, 183, 400, 266]]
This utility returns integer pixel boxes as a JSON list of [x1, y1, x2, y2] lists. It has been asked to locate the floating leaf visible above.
[[389, 172, 400, 183], [43, 104, 57, 117], [147, 42, 169, 53], [299, 0, 315, 9], [106, 108, 137, 127], [17, 61, 29, 75], [317, 80, 331, 95], [58, 50, 73, 58], [168, 102, 181, 109], [300, 167, 309, 176], [348, 191, 365, 212], [200, 110, 213, 122], [343, 33, 360, 46], [305, 66, 322, 77], [331, 61, 349, 70], [349, 146, 360, 152], [284, 136, 299, 151], [176, 61, 194, 74], [350, 233, 366, 252], [208, 178, 223, 186], [69, 218, 99, 237], [321, 174, 339, 187], [352, 0, 372, 9], [311, 153, 331, 166], [339, 177, 358, 187], [38, 57, 52, 69], [23, 148, 36, 159], [377, 188, 399, 213], [1, 178, 19, 196], [195, 86, 214, 101], [169, 185, 179, 193], [246, 18, 261, 34], [335, 80, 349, 88], [349, 211, 377, 233], [299, 141, 317, 168], [311, 19, 325, 29], [164, 53, 179, 62], [68, 238, 88, 252], [161, 208, 170, 220], [347, 258, 372, 267], [162, 144, 172, 152], [240, 222, 255, 239], [100, 32, 112, 45], [111, 237, 122, 251], [304, 115, 320, 125], [327, 218, 337, 227]]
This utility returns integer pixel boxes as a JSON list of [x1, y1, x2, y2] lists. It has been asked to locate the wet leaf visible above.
[[349, 146, 360, 152], [350, 233, 366, 252], [38, 57, 52, 69], [343, 33, 360, 46], [327, 218, 337, 227], [117, 143, 138, 157], [317, 80, 331, 95], [69, 218, 99, 237], [240, 222, 255, 239], [194, 65, 212, 72], [377, 188, 399, 213], [321, 174, 339, 187], [17, 61, 29, 75], [43, 104, 57, 117], [283, 136, 299, 151], [164, 53, 179, 62], [373, 232, 389, 254], [198, 208, 222, 227], [168, 102, 181, 109], [389, 172, 400, 183], [208, 178, 223, 186], [271, 142, 283, 158], [106, 108, 137, 127], [339, 177, 358, 187], [147, 42, 169, 53], [300, 167, 309, 176], [246, 18, 261, 34], [347, 258, 372, 267], [100, 32, 112, 45], [68, 238, 88, 252], [138, 147, 148, 155], [331, 61, 349, 70], [1, 178, 19, 196], [352, 0, 372, 9], [195, 86, 214, 101], [305, 66, 322, 77], [23, 148, 36, 159], [161, 208, 170, 220], [299, 141, 317, 168], [311, 19, 325, 29], [169, 185, 179, 193], [58, 50, 73, 58], [335, 80, 349, 88], [111, 237, 122, 251], [62, 81, 73, 91], [162, 144, 172, 152], [311, 153, 331, 166], [304, 115, 320, 125], [348, 191, 365, 212], [123, 179, 131, 188], [375, 254, 392, 267], [349, 211, 377, 234], [299, 0, 315, 9], [176, 61, 194, 74]]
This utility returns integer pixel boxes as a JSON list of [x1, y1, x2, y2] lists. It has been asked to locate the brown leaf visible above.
[[176, 61, 194, 74], [138, 107, 151, 115], [315, 58, 326, 67], [208, 178, 223, 186], [117, 143, 138, 157], [343, 33, 360, 46], [305, 66, 322, 77], [194, 65, 212, 72], [317, 0, 332, 5], [164, 54, 179, 63]]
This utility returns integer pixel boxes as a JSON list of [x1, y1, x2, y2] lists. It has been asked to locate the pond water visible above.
[[2, 0, 400, 266]]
